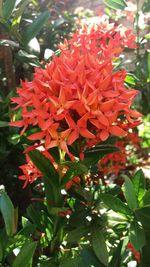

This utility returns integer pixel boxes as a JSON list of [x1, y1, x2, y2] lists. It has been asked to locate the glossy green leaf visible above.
[[92, 227, 108, 266], [28, 149, 60, 210], [125, 74, 137, 85], [129, 220, 146, 250], [132, 169, 146, 202], [12, 241, 37, 267], [3, 0, 17, 18], [0, 191, 16, 236], [23, 11, 50, 44], [67, 226, 88, 243], [101, 193, 132, 218], [135, 206, 150, 229], [84, 144, 119, 166], [103, 0, 127, 10], [122, 176, 138, 210]]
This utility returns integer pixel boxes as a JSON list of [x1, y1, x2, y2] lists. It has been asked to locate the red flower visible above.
[[10, 24, 142, 159]]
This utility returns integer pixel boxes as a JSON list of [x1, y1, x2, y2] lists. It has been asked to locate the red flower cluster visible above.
[[10, 24, 142, 160], [19, 154, 42, 188], [99, 132, 141, 175]]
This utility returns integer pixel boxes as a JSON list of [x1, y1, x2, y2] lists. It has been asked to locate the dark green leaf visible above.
[[84, 144, 119, 166], [67, 226, 88, 243], [129, 220, 146, 250], [0, 239, 3, 262], [109, 241, 123, 267], [3, 0, 17, 18], [80, 247, 104, 267], [122, 176, 138, 210], [142, 191, 150, 206], [0, 121, 9, 127], [23, 11, 50, 44], [101, 193, 132, 218], [132, 169, 146, 202], [28, 149, 59, 186], [28, 150, 60, 210], [92, 227, 108, 266], [147, 52, 150, 81], [61, 161, 88, 187], [27, 205, 45, 232], [0, 191, 16, 236], [60, 251, 82, 267], [103, 0, 127, 10], [12, 241, 37, 267], [135, 206, 150, 229]]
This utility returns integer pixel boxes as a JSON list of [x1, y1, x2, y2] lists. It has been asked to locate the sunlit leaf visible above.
[[103, 0, 127, 10], [12, 241, 37, 267], [122, 176, 138, 210]]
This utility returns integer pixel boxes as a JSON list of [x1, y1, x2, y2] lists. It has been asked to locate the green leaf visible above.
[[12, 241, 37, 267], [132, 169, 146, 202], [11, 0, 29, 35], [67, 226, 88, 243], [27, 205, 45, 232], [129, 220, 146, 250], [0, 239, 3, 262], [84, 144, 119, 166], [0, 121, 9, 127], [80, 247, 103, 267], [101, 193, 132, 218], [145, 33, 150, 40], [135, 206, 150, 229], [109, 241, 123, 267], [125, 74, 137, 85], [61, 161, 88, 187], [142, 191, 150, 206], [122, 176, 138, 210], [3, 0, 17, 18], [23, 11, 50, 44], [92, 227, 108, 266], [28, 150, 60, 210], [147, 52, 150, 82], [0, 191, 16, 236], [60, 251, 82, 267], [103, 0, 127, 10], [28, 149, 59, 186]]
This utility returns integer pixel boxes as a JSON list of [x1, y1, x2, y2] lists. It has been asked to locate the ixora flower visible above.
[[10, 23, 142, 184]]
